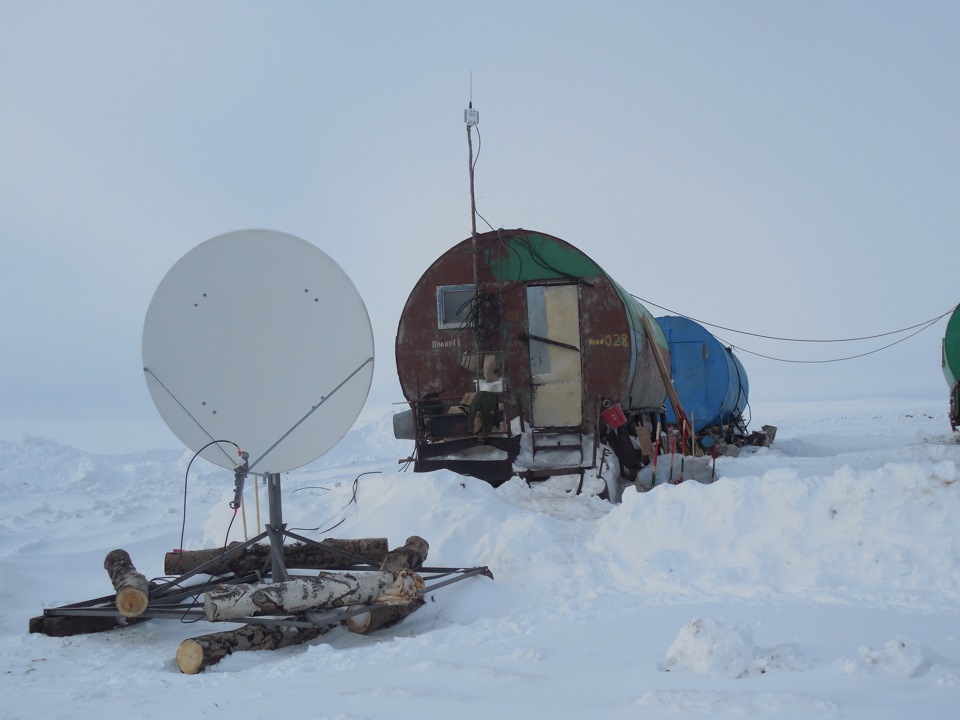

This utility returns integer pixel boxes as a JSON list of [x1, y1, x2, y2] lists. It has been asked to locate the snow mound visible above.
[[844, 636, 933, 678], [662, 617, 806, 678]]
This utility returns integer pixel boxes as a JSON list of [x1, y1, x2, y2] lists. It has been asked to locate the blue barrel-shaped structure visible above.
[[943, 304, 960, 430], [656, 315, 748, 433]]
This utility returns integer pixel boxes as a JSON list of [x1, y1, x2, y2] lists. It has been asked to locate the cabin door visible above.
[[526, 284, 583, 427]]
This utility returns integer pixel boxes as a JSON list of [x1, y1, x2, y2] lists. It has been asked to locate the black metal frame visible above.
[[38, 472, 492, 631]]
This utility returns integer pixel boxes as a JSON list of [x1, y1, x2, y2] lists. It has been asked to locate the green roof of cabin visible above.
[[944, 305, 960, 388], [485, 231, 666, 348], [487, 231, 602, 282]]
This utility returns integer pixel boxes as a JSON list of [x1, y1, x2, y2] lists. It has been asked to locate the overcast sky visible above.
[[1, 2, 957, 452]]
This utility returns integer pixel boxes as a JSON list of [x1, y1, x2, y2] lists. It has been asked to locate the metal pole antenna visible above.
[[467, 73, 479, 242], [467, 123, 478, 243], [465, 81, 481, 385], [467, 121, 479, 383]]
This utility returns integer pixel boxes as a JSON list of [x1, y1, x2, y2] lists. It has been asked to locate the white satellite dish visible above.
[[142, 229, 374, 474]]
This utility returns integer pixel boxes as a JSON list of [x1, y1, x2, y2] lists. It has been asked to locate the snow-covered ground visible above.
[[2, 398, 959, 719]]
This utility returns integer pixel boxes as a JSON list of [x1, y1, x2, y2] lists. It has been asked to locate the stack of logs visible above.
[[30, 536, 434, 674]]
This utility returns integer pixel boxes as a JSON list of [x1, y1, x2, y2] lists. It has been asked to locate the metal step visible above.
[[531, 427, 583, 460]]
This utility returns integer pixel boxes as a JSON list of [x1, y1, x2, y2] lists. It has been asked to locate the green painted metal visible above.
[[944, 305, 960, 389], [487, 231, 602, 282], [487, 231, 666, 348]]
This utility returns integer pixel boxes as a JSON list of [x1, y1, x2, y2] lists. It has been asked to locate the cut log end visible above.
[[115, 587, 150, 618], [344, 610, 373, 634], [345, 598, 425, 635], [176, 639, 206, 675]]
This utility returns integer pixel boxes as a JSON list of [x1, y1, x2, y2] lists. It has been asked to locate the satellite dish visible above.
[[142, 229, 374, 474]]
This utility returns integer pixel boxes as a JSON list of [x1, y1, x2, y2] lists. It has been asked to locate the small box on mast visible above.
[[464, 107, 479, 126]]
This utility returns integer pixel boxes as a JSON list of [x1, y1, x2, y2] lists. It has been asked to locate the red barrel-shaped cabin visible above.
[[394, 228, 669, 486]]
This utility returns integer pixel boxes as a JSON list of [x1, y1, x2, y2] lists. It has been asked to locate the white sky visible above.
[[1, 1, 957, 451]]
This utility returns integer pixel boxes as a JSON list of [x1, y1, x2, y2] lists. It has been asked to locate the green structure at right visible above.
[[943, 305, 960, 431]]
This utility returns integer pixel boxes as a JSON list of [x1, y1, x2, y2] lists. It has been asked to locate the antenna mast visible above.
[[464, 73, 481, 379], [465, 73, 480, 261]]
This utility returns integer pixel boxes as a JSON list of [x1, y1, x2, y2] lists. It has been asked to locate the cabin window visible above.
[[437, 285, 475, 329]]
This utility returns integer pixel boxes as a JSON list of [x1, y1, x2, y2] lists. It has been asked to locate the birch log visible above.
[[163, 538, 389, 576], [104, 549, 150, 618], [202, 536, 430, 622], [203, 570, 420, 622], [176, 623, 332, 674]]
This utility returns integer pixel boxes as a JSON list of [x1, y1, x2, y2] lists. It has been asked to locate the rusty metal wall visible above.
[[395, 229, 667, 432]]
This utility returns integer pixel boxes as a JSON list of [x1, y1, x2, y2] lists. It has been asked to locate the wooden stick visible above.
[[691, 412, 697, 461], [641, 315, 682, 418], [679, 422, 685, 483], [240, 489, 248, 542], [254, 477, 262, 535], [640, 314, 702, 457], [652, 419, 661, 486], [668, 432, 676, 484]]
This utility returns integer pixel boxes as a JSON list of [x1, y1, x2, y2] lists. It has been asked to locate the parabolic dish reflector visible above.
[[142, 229, 374, 473]]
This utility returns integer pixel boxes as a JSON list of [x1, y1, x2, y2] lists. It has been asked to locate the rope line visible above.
[[717, 315, 942, 364], [631, 295, 956, 344]]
